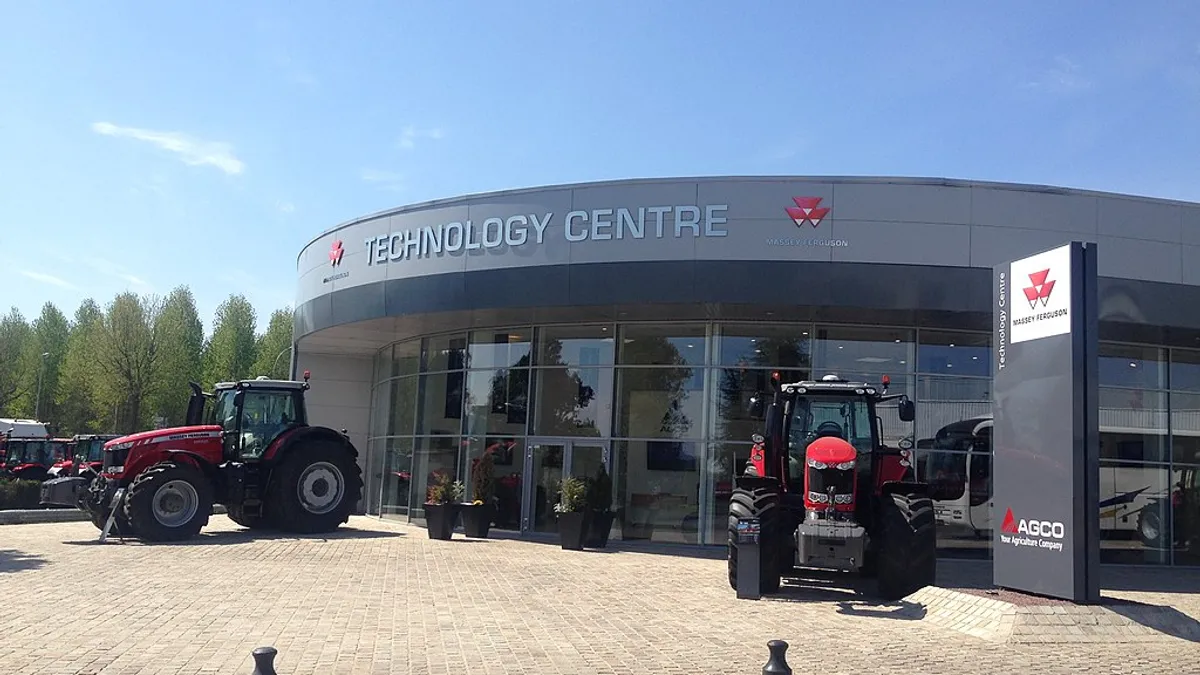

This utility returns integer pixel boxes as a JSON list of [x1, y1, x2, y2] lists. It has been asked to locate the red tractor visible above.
[[728, 373, 937, 601], [45, 434, 123, 480], [40, 372, 363, 542]]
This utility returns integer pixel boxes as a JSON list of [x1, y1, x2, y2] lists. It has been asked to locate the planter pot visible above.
[[585, 510, 616, 548], [461, 503, 495, 538], [557, 511, 591, 550], [425, 502, 459, 540]]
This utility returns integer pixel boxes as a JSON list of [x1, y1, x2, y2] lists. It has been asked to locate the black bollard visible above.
[[761, 639, 791, 675], [251, 646, 278, 675]]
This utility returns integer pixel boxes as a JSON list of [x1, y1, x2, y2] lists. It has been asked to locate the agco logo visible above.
[[1001, 507, 1065, 539], [1022, 268, 1055, 309], [329, 240, 344, 266], [785, 197, 830, 228]]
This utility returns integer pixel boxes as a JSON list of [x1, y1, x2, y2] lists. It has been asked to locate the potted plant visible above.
[[424, 470, 464, 540], [461, 450, 497, 538], [584, 464, 616, 548], [554, 476, 590, 550]]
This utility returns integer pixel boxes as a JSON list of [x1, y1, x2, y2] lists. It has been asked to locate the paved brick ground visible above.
[[1, 515, 1198, 674]]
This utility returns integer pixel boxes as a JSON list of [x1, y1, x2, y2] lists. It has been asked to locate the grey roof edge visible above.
[[296, 174, 1200, 265]]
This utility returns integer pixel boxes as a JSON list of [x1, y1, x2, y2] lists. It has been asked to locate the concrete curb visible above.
[[0, 505, 229, 526]]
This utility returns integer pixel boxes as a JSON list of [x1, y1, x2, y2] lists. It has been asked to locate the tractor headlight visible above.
[[835, 461, 855, 471]]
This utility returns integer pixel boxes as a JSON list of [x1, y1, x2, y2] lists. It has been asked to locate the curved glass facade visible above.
[[363, 320, 1200, 567]]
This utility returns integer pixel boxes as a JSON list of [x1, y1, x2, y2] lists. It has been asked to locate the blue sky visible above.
[[2, 2, 1198, 335]]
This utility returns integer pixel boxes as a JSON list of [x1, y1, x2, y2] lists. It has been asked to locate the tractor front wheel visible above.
[[727, 483, 783, 595], [268, 439, 363, 534], [123, 461, 213, 542], [875, 491, 937, 601]]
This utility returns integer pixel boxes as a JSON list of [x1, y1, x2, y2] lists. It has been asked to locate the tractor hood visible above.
[[105, 425, 223, 449]]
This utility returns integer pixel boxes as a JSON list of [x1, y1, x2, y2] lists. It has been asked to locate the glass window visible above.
[[1169, 392, 1200, 465], [372, 346, 392, 388], [409, 436, 461, 520], [1099, 388, 1168, 463], [787, 394, 874, 458], [613, 439, 701, 544], [1099, 343, 1166, 390], [461, 436, 524, 529], [1170, 348, 1200, 393], [917, 330, 990, 377], [1171, 463, 1199, 566], [703, 442, 753, 545], [388, 376, 419, 437], [393, 339, 422, 378], [915, 376, 992, 446], [468, 328, 532, 370], [369, 382, 391, 438], [812, 325, 913, 375], [536, 324, 615, 367], [533, 366, 613, 437], [464, 367, 529, 437], [238, 390, 299, 459], [1099, 460, 1169, 565], [717, 323, 812, 369], [710, 367, 810, 444], [616, 366, 705, 439], [417, 371, 463, 435], [424, 333, 467, 372], [363, 438, 385, 516], [617, 323, 707, 367]]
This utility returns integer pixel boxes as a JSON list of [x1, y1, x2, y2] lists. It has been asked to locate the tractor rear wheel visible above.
[[123, 461, 213, 542], [267, 439, 362, 534], [727, 483, 783, 595], [875, 490, 937, 601]]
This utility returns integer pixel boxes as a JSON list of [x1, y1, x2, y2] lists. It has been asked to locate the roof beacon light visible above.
[[881, 375, 891, 394], [303, 370, 311, 383]]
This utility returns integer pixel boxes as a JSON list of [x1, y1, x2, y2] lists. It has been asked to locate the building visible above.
[[292, 176, 1200, 568]]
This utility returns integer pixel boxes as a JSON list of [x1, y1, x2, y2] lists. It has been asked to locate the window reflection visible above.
[[703, 443, 753, 545], [1099, 388, 1168, 463], [468, 328, 532, 370], [618, 323, 707, 366], [537, 324, 614, 366], [1099, 343, 1167, 389], [1170, 348, 1200, 393], [917, 330, 989, 378], [1170, 464, 1199, 566], [813, 326, 913, 375], [616, 367, 704, 439], [410, 436, 461, 521], [711, 367, 809, 444], [533, 367, 612, 437], [424, 334, 466, 372], [614, 439, 701, 544], [418, 371, 463, 435], [380, 437, 413, 520], [393, 340, 421, 377], [1099, 460, 1169, 565], [717, 323, 811, 368], [465, 368, 528, 437]]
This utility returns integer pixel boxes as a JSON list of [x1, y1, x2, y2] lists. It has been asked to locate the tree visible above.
[[0, 308, 34, 416], [202, 294, 258, 388], [28, 302, 70, 425], [250, 307, 294, 380], [56, 299, 104, 434], [147, 286, 205, 427], [94, 292, 164, 434], [714, 335, 810, 444]]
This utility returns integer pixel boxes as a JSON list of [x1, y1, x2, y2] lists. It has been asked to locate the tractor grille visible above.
[[806, 466, 855, 505], [102, 446, 129, 472]]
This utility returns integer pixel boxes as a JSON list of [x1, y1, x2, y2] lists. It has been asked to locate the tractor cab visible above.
[[186, 371, 311, 463]]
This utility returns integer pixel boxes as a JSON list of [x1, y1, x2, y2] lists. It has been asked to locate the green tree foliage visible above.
[[56, 299, 105, 434], [251, 308, 295, 379], [93, 293, 163, 434], [148, 286, 205, 427], [0, 308, 33, 414], [1, 289, 294, 436], [202, 294, 259, 388], [28, 302, 70, 424]]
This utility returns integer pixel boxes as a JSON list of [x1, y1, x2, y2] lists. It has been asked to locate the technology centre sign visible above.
[[992, 241, 1101, 604]]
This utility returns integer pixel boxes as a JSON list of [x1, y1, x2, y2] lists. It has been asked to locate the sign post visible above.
[[992, 241, 1100, 604], [735, 517, 762, 600]]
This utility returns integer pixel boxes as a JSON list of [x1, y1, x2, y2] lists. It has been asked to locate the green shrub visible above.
[[0, 479, 44, 510]]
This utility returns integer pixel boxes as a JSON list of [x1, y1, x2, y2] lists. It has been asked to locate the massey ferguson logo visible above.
[[328, 240, 344, 266], [999, 507, 1065, 552], [1022, 269, 1055, 309], [785, 197, 830, 228]]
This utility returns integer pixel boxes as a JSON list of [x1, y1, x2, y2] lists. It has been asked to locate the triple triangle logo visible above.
[[1001, 507, 1019, 534]]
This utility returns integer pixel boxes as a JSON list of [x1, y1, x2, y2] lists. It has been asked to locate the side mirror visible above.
[[898, 398, 915, 423]]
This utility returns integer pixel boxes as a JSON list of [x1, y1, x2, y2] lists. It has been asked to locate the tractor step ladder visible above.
[[98, 487, 127, 543]]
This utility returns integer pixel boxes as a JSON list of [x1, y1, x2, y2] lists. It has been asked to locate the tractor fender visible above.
[[160, 449, 223, 489], [118, 449, 217, 487], [263, 425, 358, 466]]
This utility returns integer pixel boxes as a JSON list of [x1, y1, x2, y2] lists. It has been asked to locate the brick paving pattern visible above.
[[0, 516, 1198, 674]]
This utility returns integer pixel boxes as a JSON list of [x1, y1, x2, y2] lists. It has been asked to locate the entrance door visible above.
[[520, 439, 610, 534]]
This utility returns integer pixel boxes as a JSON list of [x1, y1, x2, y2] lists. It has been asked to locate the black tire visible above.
[[266, 438, 363, 534], [875, 491, 937, 601], [1137, 507, 1163, 548], [122, 461, 213, 542], [727, 483, 783, 595], [226, 505, 272, 530]]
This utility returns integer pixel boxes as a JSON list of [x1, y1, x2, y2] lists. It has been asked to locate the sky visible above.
[[1, 2, 1198, 336]]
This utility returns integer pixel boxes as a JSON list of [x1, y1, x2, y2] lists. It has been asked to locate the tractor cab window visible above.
[[785, 395, 872, 481], [237, 390, 298, 459], [209, 390, 240, 430]]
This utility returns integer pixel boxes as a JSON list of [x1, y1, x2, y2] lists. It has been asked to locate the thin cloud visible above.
[[19, 270, 80, 291], [360, 168, 406, 192], [277, 201, 296, 214], [1021, 55, 1092, 93], [85, 257, 154, 292], [397, 125, 445, 150], [91, 122, 245, 175]]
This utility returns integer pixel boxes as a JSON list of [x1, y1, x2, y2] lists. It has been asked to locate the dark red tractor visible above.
[[45, 434, 123, 480], [40, 372, 363, 542], [728, 373, 937, 601]]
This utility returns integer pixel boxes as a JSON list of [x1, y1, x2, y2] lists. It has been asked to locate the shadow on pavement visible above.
[[936, 556, 1200, 594], [0, 548, 48, 573], [61, 526, 403, 547]]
